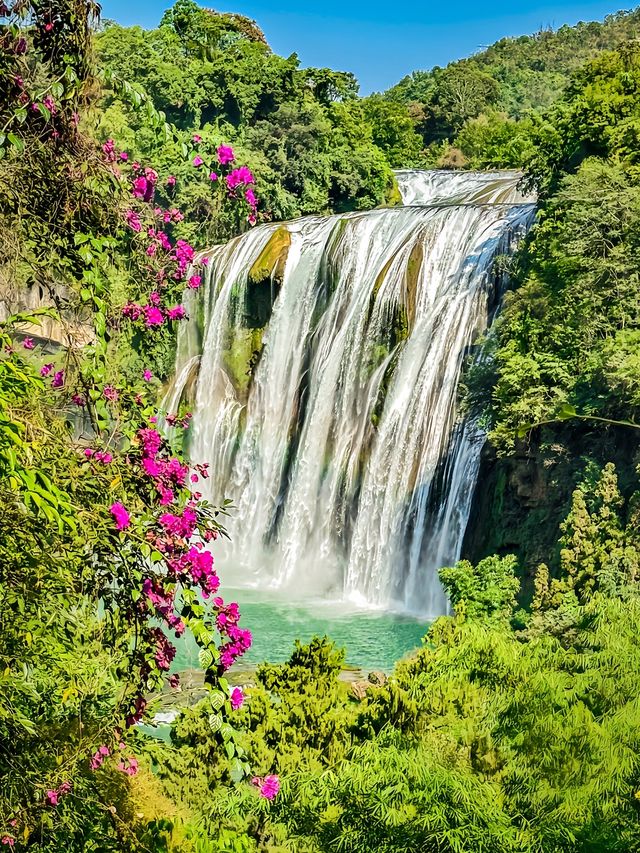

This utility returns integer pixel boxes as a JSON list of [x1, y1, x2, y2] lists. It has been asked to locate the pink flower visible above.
[[40, 363, 54, 377], [43, 94, 56, 115], [261, 775, 280, 800], [102, 138, 116, 162], [51, 370, 64, 388], [122, 302, 143, 320], [90, 744, 110, 770], [217, 145, 235, 165], [169, 673, 180, 689], [209, 172, 218, 182], [84, 448, 94, 459], [72, 394, 86, 406], [103, 385, 119, 402], [252, 775, 280, 800], [110, 502, 130, 531], [45, 790, 59, 806], [226, 166, 254, 191], [193, 156, 204, 168], [22, 337, 35, 350], [132, 176, 148, 199], [125, 209, 142, 232], [187, 274, 202, 289], [166, 175, 176, 187], [192, 134, 202, 143], [143, 369, 153, 381], [1, 836, 15, 847], [245, 188, 257, 208], [117, 756, 139, 777], [120, 152, 129, 161], [167, 305, 186, 321], [230, 687, 244, 710], [44, 22, 54, 32], [144, 306, 164, 327]]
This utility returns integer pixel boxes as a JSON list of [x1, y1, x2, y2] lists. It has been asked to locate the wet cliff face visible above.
[[463, 425, 640, 599]]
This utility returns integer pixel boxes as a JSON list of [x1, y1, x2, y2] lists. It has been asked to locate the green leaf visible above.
[[557, 403, 577, 421], [199, 648, 213, 669], [230, 758, 245, 783], [209, 690, 225, 711], [208, 713, 222, 733], [7, 133, 24, 153]]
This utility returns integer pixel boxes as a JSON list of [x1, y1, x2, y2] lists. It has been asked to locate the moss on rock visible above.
[[384, 176, 404, 207], [222, 326, 265, 401], [244, 227, 291, 328]]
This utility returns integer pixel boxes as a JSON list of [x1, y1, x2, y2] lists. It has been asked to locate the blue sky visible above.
[[99, 1, 632, 94]]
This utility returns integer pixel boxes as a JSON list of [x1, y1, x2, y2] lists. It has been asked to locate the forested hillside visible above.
[[372, 6, 640, 167], [95, 0, 400, 232]]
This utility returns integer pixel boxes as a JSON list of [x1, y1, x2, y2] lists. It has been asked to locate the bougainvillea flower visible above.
[[110, 502, 130, 530], [217, 145, 235, 165]]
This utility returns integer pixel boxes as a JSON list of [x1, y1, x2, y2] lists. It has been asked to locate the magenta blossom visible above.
[[45, 790, 58, 807], [209, 171, 218, 182], [42, 94, 56, 115], [193, 156, 204, 168], [144, 306, 164, 327], [226, 166, 254, 191], [117, 756, 139, 777], [40, 363, 54, 377], [110, 502, 130, 531], [167, 305, 186, 321], [193, 134, 202, 143], [22, 337, 35, 350], [51, 370, 65, 388], [103, 385, 119, 402], [252, 775, 280, 800], [217, 145, 235, 165], [166, 175, 176, 187], [125, 209, 142, 232], [187, 274, 202, 289], [102, 138, 115, 161], [143, 369, 153, 381], [230, 687, 244, 710]]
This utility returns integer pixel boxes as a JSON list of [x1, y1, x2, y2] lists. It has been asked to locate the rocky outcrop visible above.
[[0, 278, 94, 350], [463, 426, 640, 598]]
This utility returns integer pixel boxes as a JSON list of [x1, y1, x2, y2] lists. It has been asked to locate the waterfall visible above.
[[169, 170, 536, 616]]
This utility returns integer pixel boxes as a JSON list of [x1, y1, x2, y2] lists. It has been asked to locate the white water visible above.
[[169, 171, 536, 617]]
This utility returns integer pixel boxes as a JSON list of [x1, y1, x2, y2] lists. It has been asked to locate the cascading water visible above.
[[169, 170, 536, 617]]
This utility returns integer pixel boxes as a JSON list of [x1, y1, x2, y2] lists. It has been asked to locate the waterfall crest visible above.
[[170, 170, 536, 616]]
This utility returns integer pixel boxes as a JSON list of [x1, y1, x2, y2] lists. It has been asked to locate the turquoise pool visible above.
[[174, 588, 430, 673]]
